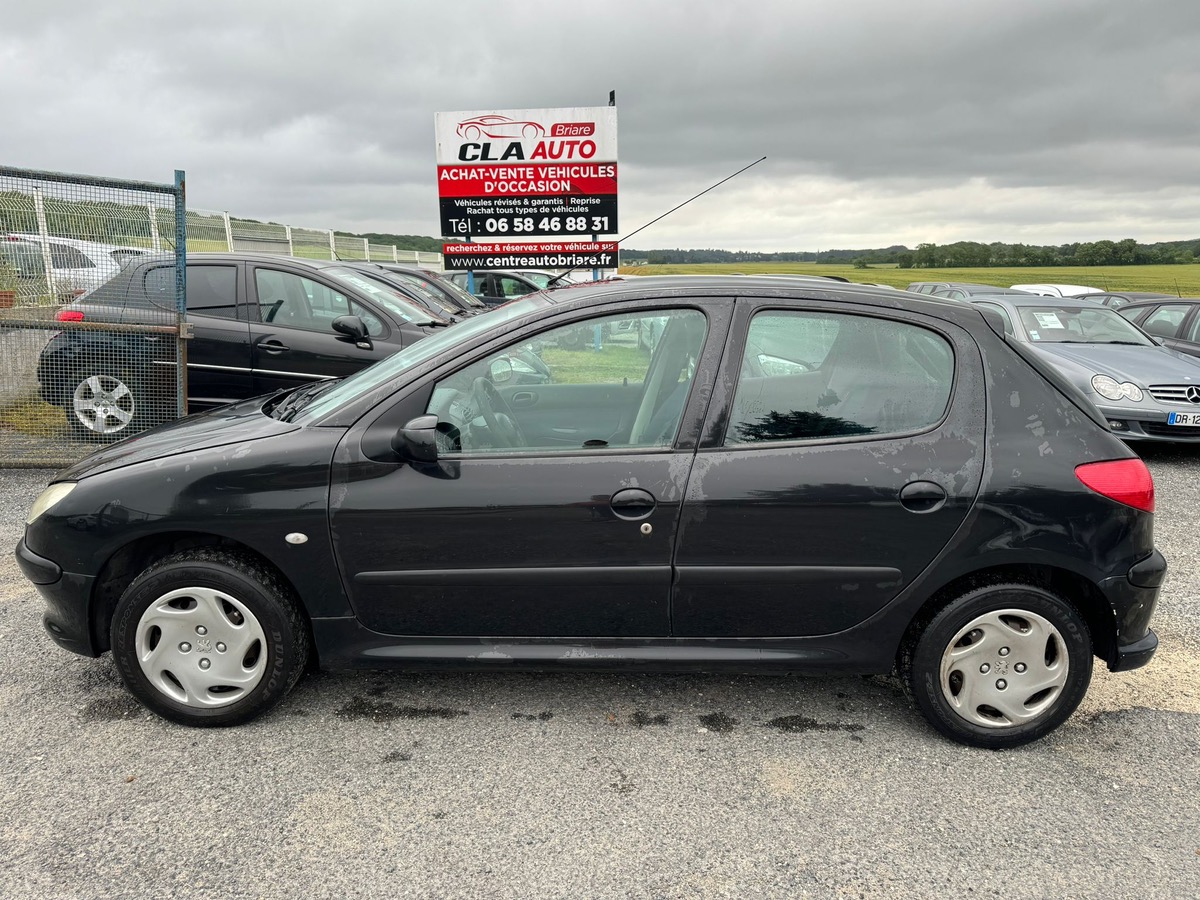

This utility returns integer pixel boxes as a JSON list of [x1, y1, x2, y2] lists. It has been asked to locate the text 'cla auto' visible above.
[[16, 277, 1163, 748]]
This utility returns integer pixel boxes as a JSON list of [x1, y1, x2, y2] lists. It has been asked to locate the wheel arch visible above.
[[90, 531, 317, 664], [898, 563, 1117, 670]]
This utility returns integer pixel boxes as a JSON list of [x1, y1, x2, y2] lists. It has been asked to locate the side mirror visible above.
[[332, 315, 372, 349], [396, 415, 465, 465], [489, 357, 514, 384]]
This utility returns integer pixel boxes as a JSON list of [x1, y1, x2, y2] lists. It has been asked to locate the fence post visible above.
[[363, 238, 370, 261], [147, 203, 162, 252], [285, 225, 294, 257], [222, 212, 234, 251], [175, 170, 188, 417], [328, 230, 336, 260], [32, 188, 57, 300]]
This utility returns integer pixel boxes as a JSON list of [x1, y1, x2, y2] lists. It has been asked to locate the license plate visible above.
[[1167, 411, 1200, 425]]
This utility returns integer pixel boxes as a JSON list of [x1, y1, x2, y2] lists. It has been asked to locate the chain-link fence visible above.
[[0, 166, 186, 467]]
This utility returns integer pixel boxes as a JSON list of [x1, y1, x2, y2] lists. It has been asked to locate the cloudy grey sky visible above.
[[3, 0, 1199, 251]]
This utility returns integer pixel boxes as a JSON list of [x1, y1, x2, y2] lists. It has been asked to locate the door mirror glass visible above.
[[489, 357, 514, 384]]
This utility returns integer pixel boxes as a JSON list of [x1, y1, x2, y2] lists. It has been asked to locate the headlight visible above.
[[26, 482, 76, 525], [1091, 375, 1142, 402]]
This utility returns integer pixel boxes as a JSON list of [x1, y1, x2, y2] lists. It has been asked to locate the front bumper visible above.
[[14, 538, 100, 657], [1095, 402, 1200, 442]]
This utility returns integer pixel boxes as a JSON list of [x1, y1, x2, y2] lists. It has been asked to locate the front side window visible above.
[[255, 268, 350, 332], [727, 311, 953, 445], [1140, 305, 1187, 339], [426, 308, 707, 454]]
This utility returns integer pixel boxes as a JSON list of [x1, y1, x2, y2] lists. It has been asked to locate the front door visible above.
[[330, 305, 717, 637], [247, 265, 396, 395], [673, 301, 985, 637]]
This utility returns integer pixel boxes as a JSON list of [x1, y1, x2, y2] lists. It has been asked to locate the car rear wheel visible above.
[[902, 583, 1092, 749], [66, 370, 143, 440], [110, 550, 310, 727]]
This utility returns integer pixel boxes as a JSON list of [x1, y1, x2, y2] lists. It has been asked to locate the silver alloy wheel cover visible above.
[[72, 374, 135, 434], [134, 586, 269, 708], [939, 608, 1069, 729]]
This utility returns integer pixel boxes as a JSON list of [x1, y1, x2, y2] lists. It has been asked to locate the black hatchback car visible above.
[[38, 253, 449, 439], [17, 277, 1163, 748]]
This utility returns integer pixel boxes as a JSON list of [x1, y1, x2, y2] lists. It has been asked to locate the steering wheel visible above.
[[471, 377, 526, 448]]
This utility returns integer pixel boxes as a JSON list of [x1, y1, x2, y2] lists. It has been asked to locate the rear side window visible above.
[[48, 244, 94, 269], [727, 311, 954, 444], [185, 265, 238, 318]]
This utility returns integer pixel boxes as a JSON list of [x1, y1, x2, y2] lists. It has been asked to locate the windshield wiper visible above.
[[1098, 340, 1146, 345], [272, 379, 342, 422]]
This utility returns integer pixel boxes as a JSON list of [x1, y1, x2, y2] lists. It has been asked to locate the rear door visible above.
[[672, 299, 985, 637]]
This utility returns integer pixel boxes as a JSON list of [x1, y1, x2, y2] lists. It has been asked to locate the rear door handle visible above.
[[257, 339, 290, 354], [899, 481, 946, 513]]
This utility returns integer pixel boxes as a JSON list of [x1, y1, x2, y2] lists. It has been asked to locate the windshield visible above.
[[1017, 306, 1155, 345], [324, 267, 445, 324], [411, 271, 487, 308], [360, 270, 460, 318], [297, 294, 551, 421]]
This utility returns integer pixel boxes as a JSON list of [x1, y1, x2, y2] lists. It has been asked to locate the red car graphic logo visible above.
[[457, 115, 547, 141]]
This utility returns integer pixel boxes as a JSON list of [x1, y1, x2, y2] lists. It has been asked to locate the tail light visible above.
[[1075, 459, 1154, 513], [55, 310, 84, 322]]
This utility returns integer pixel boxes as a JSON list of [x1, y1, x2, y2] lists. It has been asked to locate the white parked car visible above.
[[6, 234, 152, 295], [1011, 283, 1103, 298]]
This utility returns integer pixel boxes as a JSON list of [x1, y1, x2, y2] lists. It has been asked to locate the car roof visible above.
[[1074, 291, 1175, 300], [7, 233, 149, 254], [1117, 297, 1200, 308], [532, 274, 972, 318], [969, 295, 1119, 310]]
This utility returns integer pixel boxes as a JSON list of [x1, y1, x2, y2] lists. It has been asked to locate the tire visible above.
[[110, 549, 310, 727], [901, 583, 1092, 749], [65, 368, 145, 441]]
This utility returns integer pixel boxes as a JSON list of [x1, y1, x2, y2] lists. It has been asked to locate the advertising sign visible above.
[[442, 241, 618, 271], [435, 106, 618, 239]]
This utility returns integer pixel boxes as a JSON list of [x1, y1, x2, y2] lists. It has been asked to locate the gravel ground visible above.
[[1, 457, 1198, 900]]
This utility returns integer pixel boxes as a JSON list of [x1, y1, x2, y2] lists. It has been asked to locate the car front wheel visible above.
[[110, 550, 310, 726], [902, 583, 1092, 749]]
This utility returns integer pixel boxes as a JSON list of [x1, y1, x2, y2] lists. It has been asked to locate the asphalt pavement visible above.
[[1, 457, 1198, 899]]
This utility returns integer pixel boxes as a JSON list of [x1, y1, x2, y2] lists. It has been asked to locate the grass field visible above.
[[618, 262, 1200, 296]]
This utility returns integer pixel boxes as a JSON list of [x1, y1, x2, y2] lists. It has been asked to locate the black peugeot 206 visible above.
[[16, 276, 1164, 748]]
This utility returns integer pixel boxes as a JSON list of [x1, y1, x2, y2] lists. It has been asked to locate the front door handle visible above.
[[257, 339, 290, 354], [899, 481, 947, 513], [610, 487, 657, 520]]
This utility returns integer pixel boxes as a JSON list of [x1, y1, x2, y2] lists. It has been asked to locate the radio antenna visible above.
[[548, 155, 766, 285]]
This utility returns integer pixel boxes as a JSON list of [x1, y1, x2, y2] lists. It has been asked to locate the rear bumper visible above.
[[1098, 548, 1165, 672]]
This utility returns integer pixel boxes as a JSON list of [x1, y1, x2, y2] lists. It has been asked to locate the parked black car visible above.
[[1117, 298, 1200, 360], [17, 276, 1162, 748], [361, 263, 489, 316], [337, 262, 477, 322], [446, 269, 545, 305], [38, 253, 449, 439]]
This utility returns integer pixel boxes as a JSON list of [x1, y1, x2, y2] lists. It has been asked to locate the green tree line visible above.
[[623, 238, 1200, 267]]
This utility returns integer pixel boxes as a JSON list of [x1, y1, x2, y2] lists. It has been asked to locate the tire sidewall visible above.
[[909, 584, 1093, 749], [111, 557, 302, 726]]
